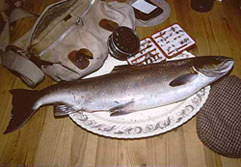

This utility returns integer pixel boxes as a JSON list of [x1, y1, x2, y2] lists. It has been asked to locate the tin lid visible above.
[[191, 0, 214, 12], [112, 26, 140, 54]]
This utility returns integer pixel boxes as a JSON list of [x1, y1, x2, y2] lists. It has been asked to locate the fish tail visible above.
[[4, 89, 39, 134]]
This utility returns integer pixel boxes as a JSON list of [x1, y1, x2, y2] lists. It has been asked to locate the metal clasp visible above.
[[76, 17, 84, 26]]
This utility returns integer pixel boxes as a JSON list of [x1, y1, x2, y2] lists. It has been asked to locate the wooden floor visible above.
[[1, 0, 241, 166]]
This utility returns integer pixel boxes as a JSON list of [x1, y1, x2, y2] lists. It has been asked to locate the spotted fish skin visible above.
[[4, 56, 234, 134]]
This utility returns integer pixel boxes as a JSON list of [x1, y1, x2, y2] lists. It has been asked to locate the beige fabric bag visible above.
[[1, 0, 136, 86]]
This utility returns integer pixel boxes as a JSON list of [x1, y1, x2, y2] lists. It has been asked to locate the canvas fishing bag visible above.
[[0, 0, 135, 87]]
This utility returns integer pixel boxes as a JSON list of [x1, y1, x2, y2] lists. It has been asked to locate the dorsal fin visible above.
[[111, 64, 146, 73], [111, 65, 135, 73]]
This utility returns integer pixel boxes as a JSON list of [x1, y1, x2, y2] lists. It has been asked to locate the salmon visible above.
[[4, 56, 234, 134]]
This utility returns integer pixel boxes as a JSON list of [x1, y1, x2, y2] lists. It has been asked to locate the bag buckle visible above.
[[76, 17, 84, 26]]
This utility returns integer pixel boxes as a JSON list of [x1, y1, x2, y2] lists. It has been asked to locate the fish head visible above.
[[194, 56, 234, 79]]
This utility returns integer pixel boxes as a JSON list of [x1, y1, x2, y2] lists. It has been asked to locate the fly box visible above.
[[127, 23, 196, 65]]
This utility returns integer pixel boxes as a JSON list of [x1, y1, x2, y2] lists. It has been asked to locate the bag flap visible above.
[[28, 0, 90, 53]]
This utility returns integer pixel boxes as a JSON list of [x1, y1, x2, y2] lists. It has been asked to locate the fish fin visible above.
[[111, 64, 144, 73], [111, 65, 132, 73], [169, 67, 198, 87], [54, 104, 79, 117], [4, 89, 39, 134], [109, 100, 134, 117], [110, 110, 131, 117], [169, 73, 198, 87]]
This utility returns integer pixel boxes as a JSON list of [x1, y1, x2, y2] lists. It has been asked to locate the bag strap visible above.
[[0, 50, 44, 87], [0, 7, 45, 87], [0, 11, 9, 49]]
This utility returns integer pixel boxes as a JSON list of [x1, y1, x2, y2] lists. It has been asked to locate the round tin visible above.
[[107, 26, 140, 61], [191, 0, 214, 12]]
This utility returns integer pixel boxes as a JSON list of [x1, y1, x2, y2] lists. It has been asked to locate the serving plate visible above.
[[69, 51, 210, 139]]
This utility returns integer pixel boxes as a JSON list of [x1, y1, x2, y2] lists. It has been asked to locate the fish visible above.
[[4, 56, 234, 134]]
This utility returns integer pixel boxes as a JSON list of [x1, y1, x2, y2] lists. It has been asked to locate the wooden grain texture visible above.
[[0, 0, 241, 166]]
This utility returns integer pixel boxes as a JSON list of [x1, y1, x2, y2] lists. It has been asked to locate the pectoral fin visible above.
[[54, 104, 79, 117], [169, 67, 198, 87]]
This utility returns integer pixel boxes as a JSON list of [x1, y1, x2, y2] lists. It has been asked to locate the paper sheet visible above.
[[132, 0, 157, 14]]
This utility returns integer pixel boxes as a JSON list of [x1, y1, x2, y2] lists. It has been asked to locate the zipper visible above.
[[29, 0, 96, 57], [38, 17, 84, 57]]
